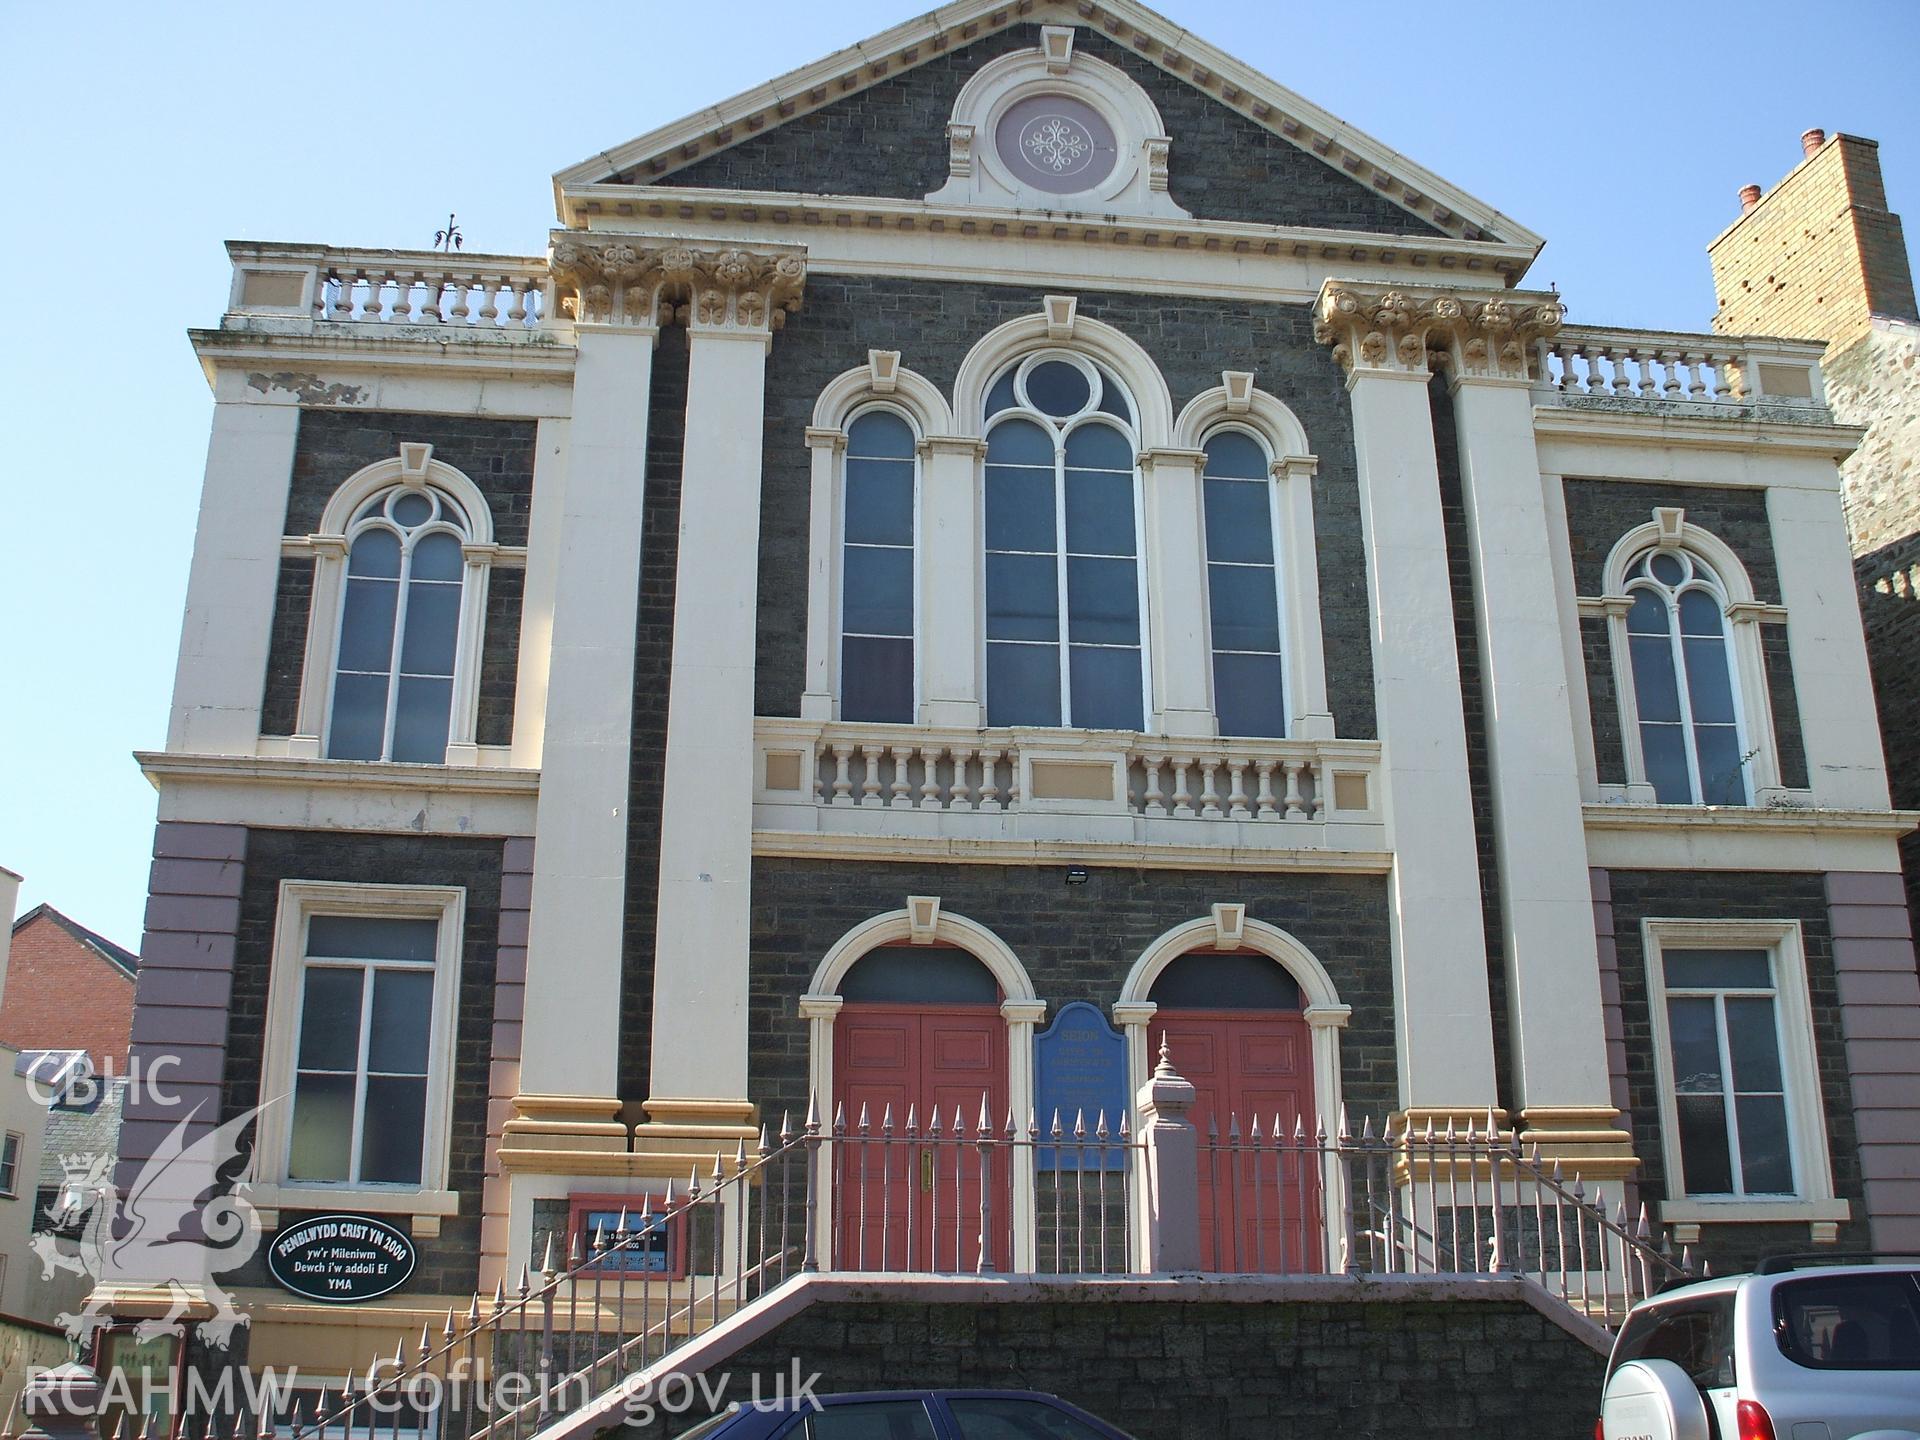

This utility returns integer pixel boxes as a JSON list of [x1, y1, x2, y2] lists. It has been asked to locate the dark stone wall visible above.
[[1580, 614, 1627, 785], [259, 409, 538, 744], [1598, 869, 1869, 1273], [1857, 535, 1920, 940], [260, 557, 314, 736], [619, 331, 691, 1101], [648, 25, 1444, 238], [221, 827, 504, 1298], [1760, 622, 1810, 789], [662, 1293, 1606, 1440], [756, 275, 1377, 739], [1431, 378, 1512, 1112], [746, 858, 1396, 1129], [284, 409, 537, 545]]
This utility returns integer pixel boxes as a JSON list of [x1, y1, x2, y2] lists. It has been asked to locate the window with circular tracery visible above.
[[328, 486, 470, 763], [992, 93, 1119, 195], [1624, 548, 1746, 805], [982, 352, 1144, 731]]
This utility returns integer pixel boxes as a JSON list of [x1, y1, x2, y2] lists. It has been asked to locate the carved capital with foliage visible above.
[[1313, 281, 1562, 382], [548, 233, 808, 335]]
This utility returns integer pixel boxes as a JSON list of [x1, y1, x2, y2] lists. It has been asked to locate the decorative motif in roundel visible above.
[[993, 93, 1117, 195]]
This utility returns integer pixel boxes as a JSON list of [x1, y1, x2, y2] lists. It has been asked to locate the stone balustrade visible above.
[[754, 718, 1386, 855], [222, 242, 550, 336], [1534, 324, 1828, 415]]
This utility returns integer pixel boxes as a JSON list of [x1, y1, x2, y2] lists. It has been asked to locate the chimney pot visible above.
[[1740, 184, 1763, 213], [1801, 127, 1827, 157]]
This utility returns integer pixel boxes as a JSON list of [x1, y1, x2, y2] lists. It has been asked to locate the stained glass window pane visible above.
[[326, 673, 389, 761], [843, 547, 913, 637], [844, 456, 914, 545], [841, 636, 913, 723], [1068, 645, 1143, 731], [1026, 360, 1091, 418], [1213, 652, 1286, 739], [1065, 557, 1139, 645], [390, 675, 453, 762], [986, 642, 1060, 727], [1063, 470, 1135, 557], [985, 468, 1056, 553], [847, 410, 915, 460], [1203, 431, 1268, 480], [1203, 480, 1274, 565], [986, 553, 1059, 642], [1207, 565, 1281, 652]]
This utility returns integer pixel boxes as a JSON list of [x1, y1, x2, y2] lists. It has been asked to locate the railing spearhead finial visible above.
[[1075, 1108, 1089, 1140], [539, 1232, 555, 1278], [978, 1092, 993, 1133]]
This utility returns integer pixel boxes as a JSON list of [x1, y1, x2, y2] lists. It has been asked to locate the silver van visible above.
[[1599, 1260, 1920, 1440]]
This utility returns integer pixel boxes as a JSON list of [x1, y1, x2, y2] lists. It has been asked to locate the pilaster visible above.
[[1442, 295, 1625, 1155], [167, 400, 301, 756], [1139, 447, 1216, 737], [640, 241, 808, 1161], [918, 435, 989, 728], [510, 235, 666, 1156], [1311, 282, 1498, 1116]]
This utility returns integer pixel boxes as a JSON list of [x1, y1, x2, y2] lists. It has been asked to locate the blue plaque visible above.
[[1032, 1001, 1129, 1170]]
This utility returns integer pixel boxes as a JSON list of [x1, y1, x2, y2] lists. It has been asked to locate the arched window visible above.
[[328, 486, 471, 763], [1624, 547, 1746, 805], [839, 410, 918, 723], [1200, 430, 1286, 737], [983, 352, 1145, 730]]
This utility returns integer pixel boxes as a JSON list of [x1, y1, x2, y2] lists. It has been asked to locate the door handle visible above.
[[920, 1149, 935, 1193]]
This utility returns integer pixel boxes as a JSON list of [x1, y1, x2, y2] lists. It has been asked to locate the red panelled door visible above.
[[833, 1004, 1011, 1272], [1149, 1009, 1321, 1272]]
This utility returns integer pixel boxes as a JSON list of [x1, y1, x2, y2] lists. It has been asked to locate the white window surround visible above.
[[279, 445, 524, 768], [1640, 918, 1847, 1234], [981, 349, 1153, 731], [252, 880, 466, 1232], [925, 27, 1189, 221], [0, 1131, 19, 1197], [1174, 379, 1334, 740], [801, 304, 1329, 742], [1583, 511, 1796, 806]]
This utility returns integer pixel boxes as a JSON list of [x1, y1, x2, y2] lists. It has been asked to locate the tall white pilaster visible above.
[[641, 244, 808, 1161], [918, 435, 988, 727], [1313, 284, 1497, 1120], [1442, 297, 1628, 1162], [1140, 447, 1216, 736], [507, 235, 672, 1162], [167, 392, 301, 756]]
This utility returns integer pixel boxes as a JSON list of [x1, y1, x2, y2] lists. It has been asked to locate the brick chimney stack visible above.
[[1709, 128, 1917, 349]]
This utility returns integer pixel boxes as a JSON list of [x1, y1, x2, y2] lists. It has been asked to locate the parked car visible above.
[[673, 1390, 1136, 1439], [1597, 1257, 1920, 1440]]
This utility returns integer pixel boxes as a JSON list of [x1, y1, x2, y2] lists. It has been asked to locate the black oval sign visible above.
[[268, 1214, 417, 1303]]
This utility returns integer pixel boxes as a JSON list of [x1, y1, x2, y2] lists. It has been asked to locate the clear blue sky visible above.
[[2, 0, 1915, 949]]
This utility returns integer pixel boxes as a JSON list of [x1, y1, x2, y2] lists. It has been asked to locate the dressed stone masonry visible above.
[[113, 0, 1920, 1420]]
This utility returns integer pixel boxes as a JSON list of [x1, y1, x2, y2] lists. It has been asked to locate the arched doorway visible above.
[[832, 945, 1012, 1271], [1146, 951, 1321, 1272]]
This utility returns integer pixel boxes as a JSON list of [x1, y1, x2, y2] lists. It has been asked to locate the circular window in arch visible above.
[[994, 93, 1118, 194]]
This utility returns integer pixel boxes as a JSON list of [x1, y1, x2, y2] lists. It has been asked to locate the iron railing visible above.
[[1198, 1110, 1693, 1322], [25, 1092, 1692, 1440]]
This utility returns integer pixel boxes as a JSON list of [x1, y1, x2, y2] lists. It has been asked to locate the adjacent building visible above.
[[2, 905, 139, 1075], [101, 0, 1920, 1416]]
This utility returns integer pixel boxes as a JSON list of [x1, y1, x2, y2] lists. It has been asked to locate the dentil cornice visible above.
[[1313, 280, 1563, 382], [547, 232, 808, 334]]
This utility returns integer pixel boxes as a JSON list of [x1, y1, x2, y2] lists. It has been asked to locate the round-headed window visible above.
[[994, 93, 1118, 194]]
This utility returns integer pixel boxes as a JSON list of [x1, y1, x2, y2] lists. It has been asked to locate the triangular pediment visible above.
[[553, 0, 1540, 252]]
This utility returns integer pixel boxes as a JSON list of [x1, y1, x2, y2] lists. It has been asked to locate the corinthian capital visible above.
[[661, 244, 808, 337], [1313, 281, 1563, 383], [547, 233, 808, 335]]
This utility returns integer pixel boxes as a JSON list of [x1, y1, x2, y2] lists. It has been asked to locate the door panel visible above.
[[1149, 1009, 1319, 1273], [833, 1004, 1010, 1272]]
